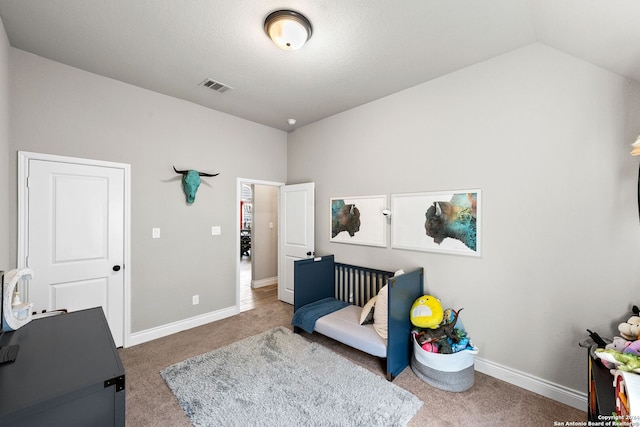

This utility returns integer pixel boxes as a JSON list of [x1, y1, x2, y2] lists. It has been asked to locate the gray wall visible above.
[[252, 184, 278, 284], [7, 48, 287, 332], [287, 43, 640, 393], [0, 19, 8, 270], [4, 15, 640, 398]]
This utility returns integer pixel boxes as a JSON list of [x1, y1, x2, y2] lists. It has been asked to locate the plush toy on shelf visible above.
[[626, 341, 640, 356], [618, 305, 640, 341], [606, 336, 640, 356], [595, 348, 640, 373], [607, 336, 632, 352]]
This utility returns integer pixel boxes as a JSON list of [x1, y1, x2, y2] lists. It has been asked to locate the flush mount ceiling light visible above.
[[264, 10, 312, 51]]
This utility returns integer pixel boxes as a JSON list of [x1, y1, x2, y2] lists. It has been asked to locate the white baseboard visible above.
[[127, 309, 586, 412], [252, 276, 277, 288], [474, 357, 587, 411], [127, 305, 239, 347]]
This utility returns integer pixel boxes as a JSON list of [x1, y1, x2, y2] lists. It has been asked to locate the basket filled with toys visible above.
[[410, 295, 478, 392]]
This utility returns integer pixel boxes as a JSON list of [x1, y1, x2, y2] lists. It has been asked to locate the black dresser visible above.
[[0, 307, 125, 426]]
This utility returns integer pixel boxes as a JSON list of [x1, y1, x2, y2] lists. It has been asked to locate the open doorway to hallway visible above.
[[239, 257, 277, 311], [237, 179, 281, 312]]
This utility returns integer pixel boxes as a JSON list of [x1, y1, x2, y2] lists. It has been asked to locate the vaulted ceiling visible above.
[[0, 0, 639, 131]]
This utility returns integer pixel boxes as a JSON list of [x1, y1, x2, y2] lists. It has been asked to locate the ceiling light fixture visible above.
[[264, 10, 312, 51]]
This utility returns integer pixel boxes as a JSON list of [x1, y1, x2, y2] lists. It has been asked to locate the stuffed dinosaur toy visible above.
[[414, 308, 463, 346]]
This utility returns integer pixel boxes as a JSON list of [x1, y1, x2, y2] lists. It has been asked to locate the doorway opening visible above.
[[239, 183, 253, 311], [237, 178, 283, 312]]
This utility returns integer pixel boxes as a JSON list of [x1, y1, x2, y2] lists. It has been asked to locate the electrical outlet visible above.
[[192, 295, 199, 305]]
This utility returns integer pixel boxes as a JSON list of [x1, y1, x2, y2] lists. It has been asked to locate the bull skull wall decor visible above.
[[173, 166, 220, 204]]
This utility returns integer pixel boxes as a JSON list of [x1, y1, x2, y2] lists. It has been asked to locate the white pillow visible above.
[[373, 285, 388, 339], [359, 296, 377, 325]]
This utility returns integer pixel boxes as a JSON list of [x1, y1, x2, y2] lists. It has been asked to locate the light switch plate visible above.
[[152, 228, 160, 239], [211, 226, 221, 235]]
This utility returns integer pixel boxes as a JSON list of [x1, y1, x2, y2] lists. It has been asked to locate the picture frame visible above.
[[390, 189, 481, 256], [330, 195, 387, 247]]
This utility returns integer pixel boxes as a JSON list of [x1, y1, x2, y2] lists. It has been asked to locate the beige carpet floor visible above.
[[119, 300, 586, 426]]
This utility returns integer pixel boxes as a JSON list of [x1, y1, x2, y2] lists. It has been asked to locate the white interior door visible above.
[[23, 157, 126, 347], [278, 182, 315, 304]]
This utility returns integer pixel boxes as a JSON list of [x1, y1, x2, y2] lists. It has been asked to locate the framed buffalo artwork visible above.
[[391, 189, 481, 256], [330, 195, 387, 247]]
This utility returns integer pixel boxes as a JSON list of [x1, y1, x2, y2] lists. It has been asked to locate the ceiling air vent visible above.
[[200, 78, 233, 93]]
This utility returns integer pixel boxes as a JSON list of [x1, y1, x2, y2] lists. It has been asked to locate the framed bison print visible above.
[[330, 195, 387, 247], [391, 190, 481, 257]]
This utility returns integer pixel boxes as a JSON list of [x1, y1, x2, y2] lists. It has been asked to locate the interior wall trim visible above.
[[127, 306, 238, 347], [125, 314, 588, 411], [474, 357, 586, 410], [251, 276, 277, 288]]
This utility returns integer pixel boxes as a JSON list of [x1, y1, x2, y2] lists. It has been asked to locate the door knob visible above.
[[306, 251, 312, 256], [112, 265, 121, 272]]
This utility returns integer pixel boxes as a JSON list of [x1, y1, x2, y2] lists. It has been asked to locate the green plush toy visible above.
[[595, 348, 640, 372]]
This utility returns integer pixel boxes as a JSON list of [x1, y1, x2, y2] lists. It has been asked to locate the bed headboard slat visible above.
[[334, 262, 393, 307]]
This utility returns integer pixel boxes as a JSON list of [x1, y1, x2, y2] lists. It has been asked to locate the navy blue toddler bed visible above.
[[292, 255, 424, 381]]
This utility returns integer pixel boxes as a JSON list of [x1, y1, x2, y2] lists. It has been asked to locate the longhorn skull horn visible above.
[[173, 166, 219, 177]]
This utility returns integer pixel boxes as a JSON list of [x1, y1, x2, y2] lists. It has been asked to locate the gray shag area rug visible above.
[[160, 326, 423, 426]]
